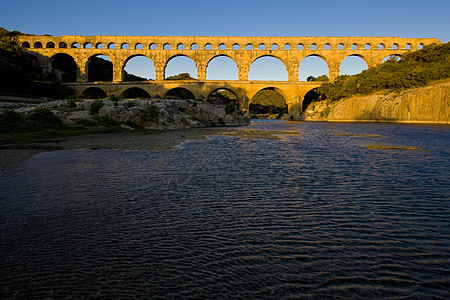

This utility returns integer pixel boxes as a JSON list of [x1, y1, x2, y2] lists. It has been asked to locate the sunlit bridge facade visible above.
[[17, 35, 440, 118]]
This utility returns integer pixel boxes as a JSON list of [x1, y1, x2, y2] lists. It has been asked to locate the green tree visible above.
[[165, 73, 196, 80]]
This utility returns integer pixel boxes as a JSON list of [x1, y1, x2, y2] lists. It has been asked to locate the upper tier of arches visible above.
[[18, 35, 441, 83], [19, 35, 438, 51]]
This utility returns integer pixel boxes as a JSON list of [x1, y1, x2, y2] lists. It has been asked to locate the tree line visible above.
[[317, 42, 450, 102]]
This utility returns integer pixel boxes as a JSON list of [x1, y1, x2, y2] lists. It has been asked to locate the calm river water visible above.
[[1, 121, 449, 299]]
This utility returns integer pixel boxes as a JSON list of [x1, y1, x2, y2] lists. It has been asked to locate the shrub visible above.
[[0, 109, 21, 123], [68, 98, 77, 107], [140, 103, 160, 121], [28, 109, 61, 124], [89, 99, 104, 115], [125, 101, 136, 108], [225, 103, 236, 114], [320, 106, 331, 118], [110, 94, 119, 106]]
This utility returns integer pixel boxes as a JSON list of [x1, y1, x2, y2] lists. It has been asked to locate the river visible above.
[[1, 120, 449, 299]]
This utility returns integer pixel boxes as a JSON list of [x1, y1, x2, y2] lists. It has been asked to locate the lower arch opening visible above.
[[207, 88, 238, 106], [80, 87, 107, 99], [164, 87, 195, 100], [120, 87, 151, 99], [249, 88, 287, 119]]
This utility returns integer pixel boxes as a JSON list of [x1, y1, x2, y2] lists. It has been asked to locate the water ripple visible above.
[[1, 121, 449, 299]]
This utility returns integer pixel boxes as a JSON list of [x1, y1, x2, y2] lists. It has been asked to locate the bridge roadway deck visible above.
[[67, 80, 323, 116]]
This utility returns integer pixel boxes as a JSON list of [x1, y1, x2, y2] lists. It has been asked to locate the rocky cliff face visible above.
[[304, 81, 450, 124]]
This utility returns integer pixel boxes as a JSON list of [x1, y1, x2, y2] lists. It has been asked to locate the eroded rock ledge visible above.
[[4, 99, 249, 130], [304, 81, 450, 124]]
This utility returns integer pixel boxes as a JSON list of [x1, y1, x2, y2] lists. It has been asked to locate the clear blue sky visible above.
[[2, 0, 449, 80]]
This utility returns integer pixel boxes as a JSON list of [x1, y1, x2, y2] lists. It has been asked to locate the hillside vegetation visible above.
[[0, 28, 73, 98], [318, 42, 450, 102]]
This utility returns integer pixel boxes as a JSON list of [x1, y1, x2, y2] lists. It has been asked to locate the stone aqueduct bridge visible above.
[[18, 35, 440, 117]]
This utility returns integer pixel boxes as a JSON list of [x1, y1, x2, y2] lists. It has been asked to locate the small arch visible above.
[[120, 87, 151, 99], [378, 43, 385, 50], [310, 43, 317, 50], [351, 43, 357, 50], [108, 43, 116, 49], [150, 43, 157, 49], [177, 43, 185, 50], [22, 42, 30, 48], [365, 43, 371, 50], [405, 43, 411, 50], [46, 42, 55, 48], [418, 43, 424, 49], [165, 87, 195, 100], [135, 43, 143, 49], [71, 42, 80, 48], [297, 43, 304, 50], [284, 43, 291, 50], [337, 43, 344, 50], [232, 43, 240, 50], [190, 43, 199, 50], [205, 43, 213, 50], [324, 43, 331, 50], [271, 43, 279, 50], [80, 87, 107, 99], [207, 88, 238, 106], [219, 43, 226, 50], [392, 43, 399, 50], [96, 43, 104, 49], [163, 43, 171, 50], [34, 41, 43, 48], [121, 43, 130, 49], [259, 43, 266, 50], [246, 44, 253, 50], [84, 42, 92, 49]]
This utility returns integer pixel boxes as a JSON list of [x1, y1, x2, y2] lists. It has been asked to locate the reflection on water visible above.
[[1, 121, 449, 298]]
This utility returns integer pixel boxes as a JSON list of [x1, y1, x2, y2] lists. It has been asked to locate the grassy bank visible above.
[[0, 108, 127, 143]]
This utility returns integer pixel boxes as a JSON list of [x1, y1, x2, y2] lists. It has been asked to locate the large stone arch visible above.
[[205, 54, 239, 80], [164, 54, 198, 79], [122, 54, 156, 81], [381, 53, 403, 64], [249, 87, 289, 117], [339, 54, 369, 76], [251, 54, 288, 69], [50, 53, 77, 82], [206, 87, 239, 105], [86, 54, 113, 82], [299, 54, 330, 80], [249, 55, 289, 81]]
